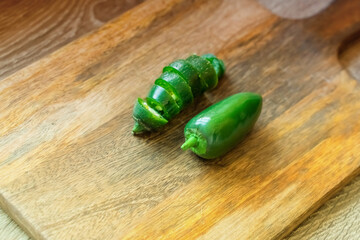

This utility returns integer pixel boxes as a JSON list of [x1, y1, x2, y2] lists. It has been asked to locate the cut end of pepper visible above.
[[132, 122, 147, 134], [181, 135, 198, 150]]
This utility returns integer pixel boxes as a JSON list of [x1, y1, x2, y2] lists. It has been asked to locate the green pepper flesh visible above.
[[147, 85, 180, 120], [201, 54, 226, 79], [132, 98, 168, 132], [163, 60, 202, 97], [156, 71, 193, 108], [186, 55, 218, 91]]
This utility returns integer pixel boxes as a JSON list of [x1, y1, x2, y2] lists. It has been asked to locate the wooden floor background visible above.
[[0, 0, 359, 239]]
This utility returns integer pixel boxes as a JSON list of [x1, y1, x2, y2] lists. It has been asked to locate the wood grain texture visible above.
[[0, 0, 359, 239], [0, 0, 144, 80]]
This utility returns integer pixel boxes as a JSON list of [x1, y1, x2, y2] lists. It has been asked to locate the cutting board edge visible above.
[[0, 191, 46, 240], [277, 167, 360, 239]]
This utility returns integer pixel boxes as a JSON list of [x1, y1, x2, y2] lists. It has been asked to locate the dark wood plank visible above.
[[0, 0, 144, 80]]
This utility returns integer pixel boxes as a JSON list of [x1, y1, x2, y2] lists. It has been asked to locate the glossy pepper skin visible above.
[[132, 54, 225, 134], [181, 92, 262, 159]]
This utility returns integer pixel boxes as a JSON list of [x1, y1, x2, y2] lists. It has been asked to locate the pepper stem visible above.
[[132, 122, 146, 134], [181, 136, 198, 150]]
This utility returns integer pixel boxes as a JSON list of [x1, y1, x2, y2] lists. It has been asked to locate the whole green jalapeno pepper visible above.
[[181, 92, 262, 159], [132, 54, 225, 134]]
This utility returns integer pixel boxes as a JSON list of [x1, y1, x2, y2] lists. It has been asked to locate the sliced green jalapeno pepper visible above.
[[186, 55, 217, 91], [132, 98, 168, 132], [156, 71, 193, 108], [147, 84, 180, 119], [181, 92, 262, 159], [132, 54, 225, 134]]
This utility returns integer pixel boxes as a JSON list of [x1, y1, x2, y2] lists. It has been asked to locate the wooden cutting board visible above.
[[0, 0, 359, 239]]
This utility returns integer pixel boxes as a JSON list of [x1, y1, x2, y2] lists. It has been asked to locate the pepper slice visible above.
[[163, 59, 202, 97], [201, 53, 226, 79], [132, 98, 168, 133], [156, 71, 193, 108], [181, 92, 262, 159], [186, 55, 218, 91], [145, 97, 166, 117], [147, 84, 180, 120]]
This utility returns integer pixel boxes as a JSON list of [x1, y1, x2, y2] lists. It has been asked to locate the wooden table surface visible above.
[[0, 0, 359, 239]]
